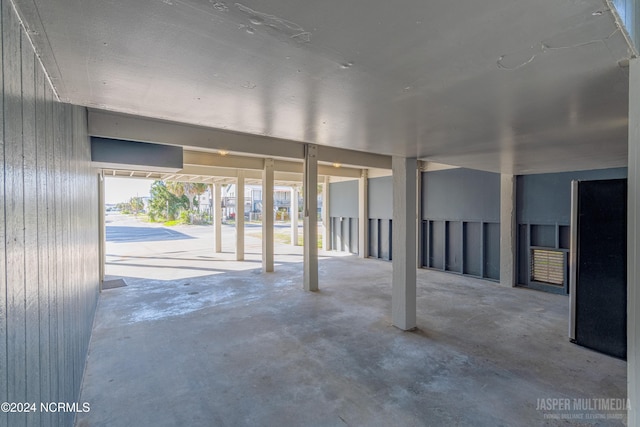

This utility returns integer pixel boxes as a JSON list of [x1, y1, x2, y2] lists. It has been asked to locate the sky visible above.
[[105, 177, 153, 204]]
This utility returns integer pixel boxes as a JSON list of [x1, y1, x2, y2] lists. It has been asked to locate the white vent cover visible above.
[[531, 249, 564, 286]]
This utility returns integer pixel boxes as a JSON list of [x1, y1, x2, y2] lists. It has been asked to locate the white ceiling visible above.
[[14, 0, 634, 174]]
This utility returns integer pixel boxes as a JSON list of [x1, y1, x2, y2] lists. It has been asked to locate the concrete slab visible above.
[[78, 216, 626, 426]]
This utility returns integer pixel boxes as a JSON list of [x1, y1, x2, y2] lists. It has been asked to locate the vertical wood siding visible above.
[[0, 1, 100, 426]]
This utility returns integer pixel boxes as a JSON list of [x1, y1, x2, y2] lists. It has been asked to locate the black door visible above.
[[574, 179, 627, 359]]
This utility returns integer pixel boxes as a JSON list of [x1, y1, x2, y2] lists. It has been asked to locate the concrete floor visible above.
[[76, 216, 627, 426]]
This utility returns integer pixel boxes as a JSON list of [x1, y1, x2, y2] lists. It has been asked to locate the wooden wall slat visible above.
[[44, 83, 59, 427], [1, 3, 99, 425], [62, 104, 73, 427], [4, 1, 27, 418], [53, 99, 65, 426], [35, 63, 51, 427], [21, 35, 41, 427], [0, 2, 6, 426]]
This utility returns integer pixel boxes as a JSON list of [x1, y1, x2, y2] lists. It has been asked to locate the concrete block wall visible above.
[[0, 1, 100, 426]]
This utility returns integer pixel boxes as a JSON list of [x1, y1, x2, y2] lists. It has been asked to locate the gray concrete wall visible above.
[[0, 1, 100, 426]]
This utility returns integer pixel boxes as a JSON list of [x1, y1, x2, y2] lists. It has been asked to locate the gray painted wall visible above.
[[368, 176, 392, 220], [0, 2, 100, 426], [329, 180, 359, 253], [421, 169, 501, 280], [91, 137, 183, 171], [517, 168, 628, 225], [368, 176, 392, 260], [329, 180, 358, 218], [422, 168, 500, 222], [516, 168, 627, 292]]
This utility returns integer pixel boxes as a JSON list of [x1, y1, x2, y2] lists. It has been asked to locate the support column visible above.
[[263, 159, 274, 272], [236, 171, 245, 261], [291, 186, 299, 246], [500, 174, 516, 287], [303, 145, 318, 291], [322, 176, 331, 251], [416, 163, 423, 268], [392, 157, 417, 330], [213, 183, 222, 253], [628, 57, 640, 426], [98, 172, 105, 289], [358, 169, 369, 258]]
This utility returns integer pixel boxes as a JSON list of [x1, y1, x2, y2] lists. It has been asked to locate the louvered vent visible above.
[[531, 249, 564, 286]]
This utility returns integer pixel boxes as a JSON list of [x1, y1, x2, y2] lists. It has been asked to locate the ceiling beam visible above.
[[184, 151, 361, 178], [89, 109, 391, 169]]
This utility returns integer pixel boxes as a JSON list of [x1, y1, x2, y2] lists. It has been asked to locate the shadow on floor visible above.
[[106, 226, 195, 243]]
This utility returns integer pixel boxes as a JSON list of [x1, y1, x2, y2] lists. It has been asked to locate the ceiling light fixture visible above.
[[332, 162, 341, 168], [219, 150, 229, 156]]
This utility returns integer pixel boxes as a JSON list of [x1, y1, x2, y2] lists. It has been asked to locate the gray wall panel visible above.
[[422, 169, 500, 222], [334, 217, 359, 254], [5, 0, 27, 411], [516, 168, 627, 291], [369, 220, 379, 258], [421, 168, 500, 281], [368, 176, 392, 220], [341, 218, 349, 252], [429, 221, 445, 269], [0, 3, 5, 424], [380, 220, 391, 260], [516, 168, 627, 225], [0, 2, 100, 425], [484, 223, 501, 280], [349, 218, 358, 254], [35, 64, 51, 422], [463, 222, 482, 276], [446, 222, 462, 272], [22, 38, 41, 426], [329, 180, 358, 218], [91, 137, 183, 170]]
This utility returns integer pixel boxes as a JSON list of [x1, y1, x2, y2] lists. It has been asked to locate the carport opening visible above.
[[102, 173, 328, 285]]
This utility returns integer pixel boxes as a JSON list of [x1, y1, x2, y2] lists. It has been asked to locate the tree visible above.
[[148, 181, 188, 221], [129, 196, 144, 215], [165, 181, 209, 222]]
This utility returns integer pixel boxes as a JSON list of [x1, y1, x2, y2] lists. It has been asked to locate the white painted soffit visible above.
[[14, 0, 634, 174]]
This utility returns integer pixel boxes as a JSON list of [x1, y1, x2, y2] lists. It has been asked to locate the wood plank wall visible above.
[[0, 1, 100, 426]]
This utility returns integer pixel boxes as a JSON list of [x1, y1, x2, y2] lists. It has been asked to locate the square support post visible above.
[[322, 176, 331, 251], [213, 183, 222, 253], [262, 159, 275, 272], [359, 169, 369, 258], [392, 157, 417, 330], [500, 174, 516, 287], [98, 172, 105, 289], [303, 145, 318, 291], [291, 186, 299, 246], [236, 171, 245, 261]]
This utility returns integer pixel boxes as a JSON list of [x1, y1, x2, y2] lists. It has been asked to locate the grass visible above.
[[246, 228, 323, 248]]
